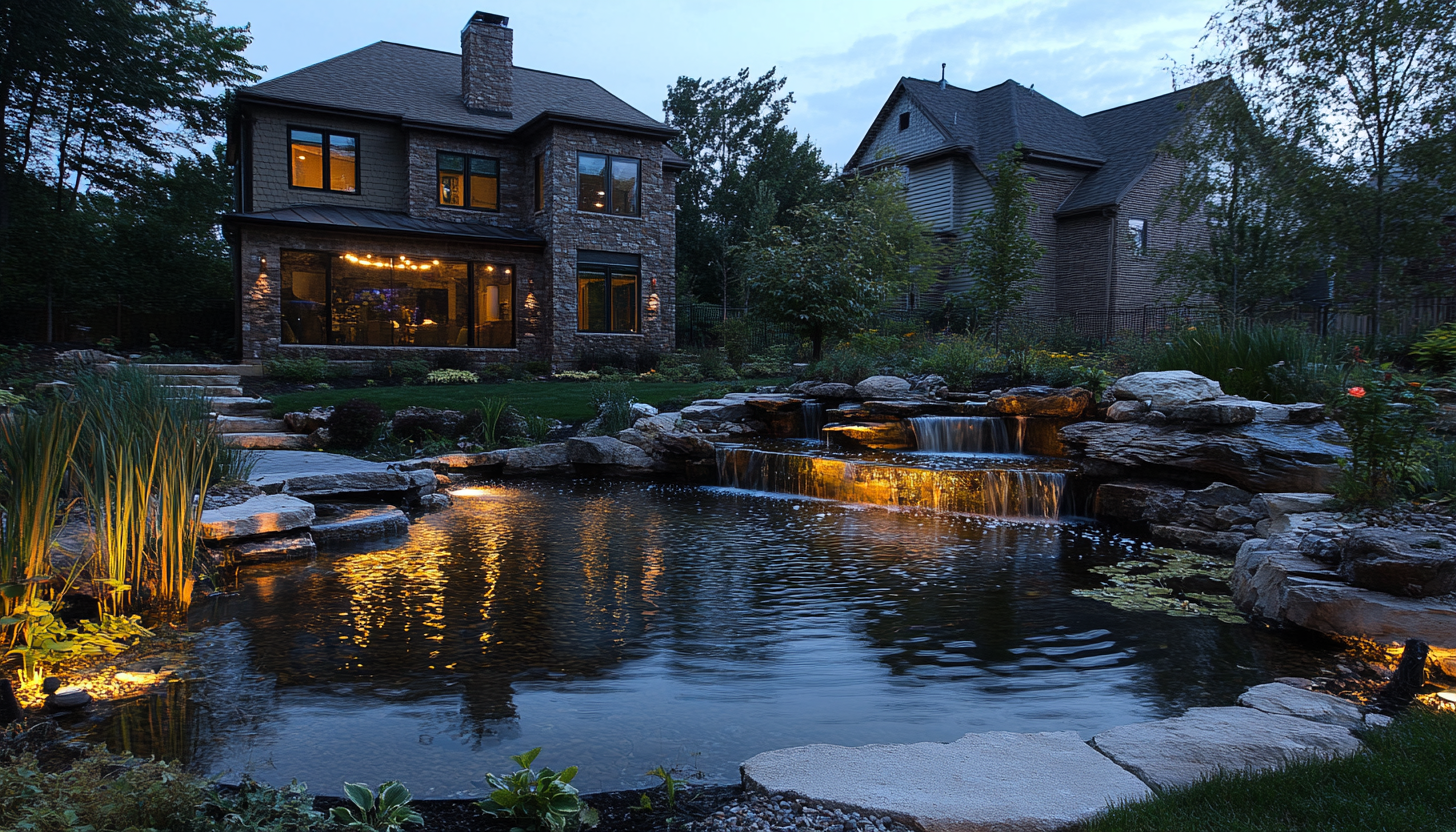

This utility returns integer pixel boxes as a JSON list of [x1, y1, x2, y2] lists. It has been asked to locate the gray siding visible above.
[[1110, 153, 1208, 311], [857, 91, 947, 166], [953, 160, 993, 228], [907, 158, 955, 233], [249, 106, 408, 213]]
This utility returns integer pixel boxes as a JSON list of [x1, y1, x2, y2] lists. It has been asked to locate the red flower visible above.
[[1348, 386, 1367, 398]]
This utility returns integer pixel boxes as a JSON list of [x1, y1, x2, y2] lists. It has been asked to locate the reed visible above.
[[0, 402, 84, 621]]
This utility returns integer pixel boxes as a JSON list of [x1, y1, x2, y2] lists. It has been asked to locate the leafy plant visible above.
[[476, 747, 596, 832], [957, 147, 1046, 345], [525, 360, 551, 376], [1155, 324, 1342, 402], [477, 397, 511, 447], [331, 781, 423, 832], [1411, 321, 1456, 372], [329, 399, 387, 449], [0, 400, 84, 622], [265, 356, 332, 383], [202, 775, 329, 832], [0, 748, 207, 832], [2, 598, 152, 683], [1334, 375, 1439, 505], [522, 414, 555, 443], [425, 369, 480, 385], [645, 764, 690, 814], [590, 384, 635, 435]]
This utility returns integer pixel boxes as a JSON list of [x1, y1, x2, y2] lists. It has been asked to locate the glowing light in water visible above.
[[450, 487, 503, 498], [909, 416, 1027, 454], [716, 447, 1066, 520]]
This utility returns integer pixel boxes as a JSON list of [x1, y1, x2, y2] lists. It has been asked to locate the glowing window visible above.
[[290, 128, 357, 192], [577, 152, 640, 216], [437, 152, 499, 210]]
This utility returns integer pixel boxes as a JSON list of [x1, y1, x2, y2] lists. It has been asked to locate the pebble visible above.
[[686, 794, 908, 832]]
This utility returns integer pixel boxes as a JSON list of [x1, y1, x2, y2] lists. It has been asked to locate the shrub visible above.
[[329, 398, 386, 449], [809, 347, 881, 384], [553, 370, 600, 382], [1334, 376, 1439, 505], [1155, 324, 1341, 402], [714, 318, 754, 367], [331, 781, 422, 832], [590, 383, 635, 435], [265, 356, 331, 383], [479, 362, 514, 381], [434, 351, 476, 371], [201, 775, 330, 832], [693, 348, 738, 380], [390, 408, 462, 442], [1411, 321, 1456, 372], [524, 360, 551, 376], [0, 749, 207, 832], [425, 369, 479, 385]]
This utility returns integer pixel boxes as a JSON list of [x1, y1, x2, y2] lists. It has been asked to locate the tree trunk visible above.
[[811, 331, 824, 361]]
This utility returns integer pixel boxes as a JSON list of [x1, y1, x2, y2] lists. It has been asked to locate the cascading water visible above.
[[716, 446, 1067, 520], [800, 401, 825, 442], [908, 416, 1027, 454]]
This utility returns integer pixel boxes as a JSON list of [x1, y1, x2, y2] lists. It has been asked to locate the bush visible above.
[[434, 351, 476, 371], [390, 408, 463, 442], [0, 749, 207, 832], [590, 383, 635, 435], [329, 398, 386, 449], [479, 362, 514, 381], [1155, 324, 1342, 402], [1411, 321, 1456, 372], [425, 369, 479, 385], [265, 356, 331, 383], [714, 318, 754, 367], [1334, 376, 1439, 505], [524, 360, 551, 376]]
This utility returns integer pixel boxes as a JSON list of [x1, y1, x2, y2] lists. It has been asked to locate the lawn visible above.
[[268, 378, 785, 422], [1081, 707, 1456, 832]]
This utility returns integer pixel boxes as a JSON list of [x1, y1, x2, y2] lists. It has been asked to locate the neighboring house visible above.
[[224, 12, 683, 368], [846, 77, 1217, 327]]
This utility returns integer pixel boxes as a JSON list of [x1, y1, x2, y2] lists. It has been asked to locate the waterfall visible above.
[[800, 401, 825, 442], [716, 446, 1066, 521], [908, 416, 1027, 454]]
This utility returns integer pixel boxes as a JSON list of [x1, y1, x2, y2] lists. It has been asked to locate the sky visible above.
[[208, 0, 1226, 166]]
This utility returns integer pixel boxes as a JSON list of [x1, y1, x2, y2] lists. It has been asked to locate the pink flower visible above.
[[1347, 387, 1367, 398]]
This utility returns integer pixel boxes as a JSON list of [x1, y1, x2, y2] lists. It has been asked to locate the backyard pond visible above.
[[92, 479, 1351, 797]]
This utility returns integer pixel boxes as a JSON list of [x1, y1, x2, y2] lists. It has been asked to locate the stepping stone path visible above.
[[744, 682, 1369, 831], [138, 363, 312, 450]]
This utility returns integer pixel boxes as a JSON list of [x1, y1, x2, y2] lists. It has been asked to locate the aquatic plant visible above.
[[0, 401, 83, 622], [1073, 547, 1246, 623], [477, 747, 595, 832]]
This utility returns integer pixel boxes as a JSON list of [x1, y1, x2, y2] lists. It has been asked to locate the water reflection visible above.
[[94, 480, 1348, 796]]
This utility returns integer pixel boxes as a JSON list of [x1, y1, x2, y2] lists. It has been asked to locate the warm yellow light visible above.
[[298, 155, 306, 160], [594, 203, 604, 208], [1439, 691, 1456, 704], [450, 486, 503, 498], [432, 259, 440, 265], [486, 265, 494, 272], [392, 321, 400, 328]]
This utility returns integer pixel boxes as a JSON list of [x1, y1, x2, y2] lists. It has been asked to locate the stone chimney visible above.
[[461, 11, 512, 116]]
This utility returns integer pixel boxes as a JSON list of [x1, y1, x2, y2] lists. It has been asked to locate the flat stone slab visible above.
[[742, 732, 1151, 832], [211, 531, 318, 564], [1238, 683, 1365, 729], [200, 494, 315, 540], [311, 505, 409, 545], [248, 451, 432, 497], [1091, 707, 1361, 791], [1282, 579, 1456, 648]]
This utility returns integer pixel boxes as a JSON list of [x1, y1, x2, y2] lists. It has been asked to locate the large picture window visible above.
[[576, 252, 639, 333], [577, 152, 639, 215], [280, 250, 513, 348], [438, 153, 499, 210], [290, 128, 357, 192]]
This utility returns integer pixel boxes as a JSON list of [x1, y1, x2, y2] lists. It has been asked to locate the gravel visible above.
[[687, 792, 913, 832]]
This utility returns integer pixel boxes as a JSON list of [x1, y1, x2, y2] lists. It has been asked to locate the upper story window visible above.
[[1128, 218, 1148, 255], [577, 152, 639, 216], [534, 149, 550, 212], [438, 153, 499, 210], [290, 128, 357, 193], [898, 112, 910, 131]]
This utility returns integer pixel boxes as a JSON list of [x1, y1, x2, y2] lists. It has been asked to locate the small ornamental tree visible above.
[[747, 171, 942, 359], [958, 148, 1046, 345]]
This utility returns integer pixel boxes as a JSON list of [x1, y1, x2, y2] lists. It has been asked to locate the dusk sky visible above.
[[209, 0, 1226, 166]]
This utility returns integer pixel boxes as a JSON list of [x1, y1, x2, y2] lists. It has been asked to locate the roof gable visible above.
[[844, 80, 955, 170], [241, 41, 672, 138]]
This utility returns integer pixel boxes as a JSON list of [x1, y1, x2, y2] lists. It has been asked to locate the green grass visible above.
[[269, 379, 785, 422], [1080, 708, 1456, 832]]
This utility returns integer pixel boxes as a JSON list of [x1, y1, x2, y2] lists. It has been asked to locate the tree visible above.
[[747, 171, 943, 359], [956, 148, 1045, 344], [664, 68, 831, 314], [1195, 0, 1456, 336]]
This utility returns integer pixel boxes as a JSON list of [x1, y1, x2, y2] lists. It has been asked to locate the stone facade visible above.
[[461, 13, 513, 115]]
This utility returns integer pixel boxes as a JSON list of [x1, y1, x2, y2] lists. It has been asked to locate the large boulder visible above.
[[283, 407, 332, 434], [1111, 371, 1224, 410], [249, 451, 433, 497], [742, 731, 1151, 832], [804, 382, 856, 399], [987, 386, 1093, 418], [200, 494, 315, 540], [1090, 707, 1361, 791], [854, 375, 912, 399], [681, 398, 753, 423], [310, 505, 409, 545], [565, 436, 660, 471], [1166, 396, 1258, 426], [1337, 528, 1456, 598], [1059, 421, 1350, 493], [501, 443, 570, 475]]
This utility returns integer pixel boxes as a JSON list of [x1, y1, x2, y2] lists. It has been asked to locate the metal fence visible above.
[[675, 304, 924, 353], [1064, 297, 1456, 342]]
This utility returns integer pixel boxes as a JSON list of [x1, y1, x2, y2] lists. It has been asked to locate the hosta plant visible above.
[[425, 369, 480, 385], [330, 781, 422, 832], [477, 747, 597, 832]]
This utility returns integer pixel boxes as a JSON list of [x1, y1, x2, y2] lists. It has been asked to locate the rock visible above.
[[501, 443, 570, 475], [654, 430, 717, 459], [1090, 707, 1361, 790], [307, 427, 331, 448], [1166, 396, 1257, 425], [1184, 482, 1254, 508], [202, 482, 266, 511], [823, 421, 913, 450], [283, 407, 332, 434], [42, 677, 61, 695], [742, 731, 1151, 832], [910, 374, 946, 393], [1094, 482, 1186, 523], [566, 436, 660, 471], [1338, 528, 1456, 598], [311, 506, 409, 545], [1237, 683, 1364, 729], [1111, 370, 1225, 410], [987, 386, 1093, 418], [681, 399, 754, 422], [114, 671, 168, 685], [630, 402, 659, 419], [46, 686, 92, 709], [1230, 538, 1343, 619], [1365, 713, 1394, 728], [200, 494, 316, 540], [1149, 524, 1250, 556], [432, 451, 506, 469], [1248, 401, 1325, 425], [249, 451, 433, 497], [418, 493, 452, 512], [1262, 493, 1337, 532], [862, 400, 955, 418], [854, 376, 912, 399], [805, 382, 856, 399], [1107, 400, 1148, 422], [211, 531, 317, 564], [1059, 421, 1350, 493]]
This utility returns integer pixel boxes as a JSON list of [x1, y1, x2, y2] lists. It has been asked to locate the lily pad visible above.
[[1073, 547, 1246, 624]]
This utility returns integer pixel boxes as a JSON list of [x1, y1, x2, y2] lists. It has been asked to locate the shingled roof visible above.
[[240, 41, 678, 145], [223, 204, 547, 245]]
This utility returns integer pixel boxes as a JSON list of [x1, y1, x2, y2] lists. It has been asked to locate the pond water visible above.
[[94, 479, 1348, 797]]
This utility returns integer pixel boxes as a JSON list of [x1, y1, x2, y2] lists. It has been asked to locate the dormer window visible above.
[[577, 152, 639, 215], [437, 152, 499, 210], [898, 112, 910, 131], [290, 128, 357, 192]]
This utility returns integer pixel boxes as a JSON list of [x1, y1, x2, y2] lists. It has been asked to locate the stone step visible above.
[[137, 363, 262, 376], [166, 384, 243, 397], [156, 374, 242, 387], [223, 432, 311, 451], [215, 415, 287, 434], [207, 396, 273, 416]]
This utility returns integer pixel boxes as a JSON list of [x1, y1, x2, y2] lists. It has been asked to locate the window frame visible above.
[[533, 149, 550, 213], [575, 257, 640, 334], [435, 151, 501, 212], [898, 111, 910, 131], [576, 152, 642, 217], [287, 126, 361, 194], [1127, 217, 1149, 256]]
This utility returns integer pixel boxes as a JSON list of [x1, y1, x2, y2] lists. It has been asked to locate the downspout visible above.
[[1103, 207, 1117, 339]]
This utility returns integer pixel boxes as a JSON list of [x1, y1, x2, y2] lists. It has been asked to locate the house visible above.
[[846, 76, 1218, 330], [224, 12, 682, 369]]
